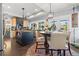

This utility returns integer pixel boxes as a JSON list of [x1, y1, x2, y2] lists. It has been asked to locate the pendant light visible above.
[[22, 8, 29, 28], [47, 3, 54, 19], [72, 4, 77, 14], [22, 8, 25, 20], [72, 6, 76, 13]]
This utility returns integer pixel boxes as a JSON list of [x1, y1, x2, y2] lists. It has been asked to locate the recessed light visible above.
[[8, 6, 10, 8], [35, 9, 38, 11]]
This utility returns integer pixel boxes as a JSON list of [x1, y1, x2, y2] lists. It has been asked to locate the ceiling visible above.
[[2, 3, 79, 21]]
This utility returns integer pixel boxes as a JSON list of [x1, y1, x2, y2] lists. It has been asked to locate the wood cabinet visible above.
[[11, 17, 17, 38], [11, 17, 23, 38]]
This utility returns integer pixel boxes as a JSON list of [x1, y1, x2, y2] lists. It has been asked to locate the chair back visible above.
[[50, 32, 67, 49], [35, 31, 43, 40]]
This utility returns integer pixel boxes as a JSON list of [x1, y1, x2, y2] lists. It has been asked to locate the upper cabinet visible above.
[[11, 17, 16, 26]]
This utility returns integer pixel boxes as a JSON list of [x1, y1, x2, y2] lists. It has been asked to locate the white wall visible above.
[[72, 13, 79, 43], [0, 3, 3, 50]]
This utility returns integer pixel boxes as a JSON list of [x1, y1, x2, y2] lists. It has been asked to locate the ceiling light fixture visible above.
[[35, 9, 38, 11], [22, 8, 27, 20], [47, 3, 54, 19], [8, 6, 10, 8], [72, 5, 76, 13]]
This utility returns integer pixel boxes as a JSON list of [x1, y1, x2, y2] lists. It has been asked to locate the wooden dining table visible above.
[[40, 31, 51, 55]]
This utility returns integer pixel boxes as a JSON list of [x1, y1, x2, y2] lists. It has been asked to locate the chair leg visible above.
[[68, 43, 72, 56], [35, 42, 38, 52], [57, 50, 59, 56], [59, 50, 61, 56], [57, 50, 61, 56], [69, 48, 72, 56], [63, 50, 65, 56], [50, 50, 53, 56]]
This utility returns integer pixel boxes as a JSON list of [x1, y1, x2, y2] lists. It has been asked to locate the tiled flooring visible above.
[[3, 38, 79, 56]]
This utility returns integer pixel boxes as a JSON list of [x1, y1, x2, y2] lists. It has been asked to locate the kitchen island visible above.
[[16, 30, 35, 46]]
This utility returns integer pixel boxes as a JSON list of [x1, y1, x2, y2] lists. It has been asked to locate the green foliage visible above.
[[64, 24, 67, 31]]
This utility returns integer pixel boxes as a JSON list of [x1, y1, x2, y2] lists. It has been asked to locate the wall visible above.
[[71, 13, 79, 44], [0, 3, 3, 50]]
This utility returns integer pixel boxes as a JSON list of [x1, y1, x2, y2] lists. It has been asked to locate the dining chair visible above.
[[35, 31, 45, 52], [66, 32, 72, 56], [48, 32, 72, 56]]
